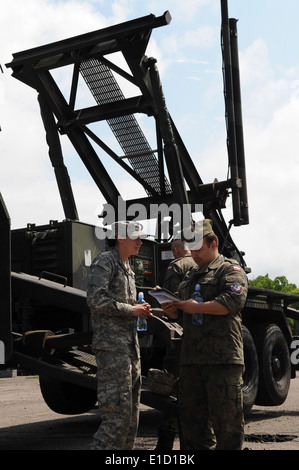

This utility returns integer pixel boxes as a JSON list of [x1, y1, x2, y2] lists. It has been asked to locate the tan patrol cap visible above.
[[112, 220, 148, 239]]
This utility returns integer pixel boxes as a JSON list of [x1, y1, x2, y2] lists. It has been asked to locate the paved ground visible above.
[[0, 373, 298, 451]]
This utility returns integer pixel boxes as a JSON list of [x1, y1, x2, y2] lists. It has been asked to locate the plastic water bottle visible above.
[[192, 284, 204, 326], [137, 292, 147, 332]]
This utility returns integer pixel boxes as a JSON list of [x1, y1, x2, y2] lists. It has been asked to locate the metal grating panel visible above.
[[80, 58, 171, 196]]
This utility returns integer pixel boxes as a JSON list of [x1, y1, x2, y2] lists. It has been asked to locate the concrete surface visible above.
[[0, 374, 298, 451]]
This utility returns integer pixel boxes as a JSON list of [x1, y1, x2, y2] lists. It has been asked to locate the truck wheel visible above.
[[251, 323, 291, 406], [39, 376, 97, 414], [242, 325, 259, 414]]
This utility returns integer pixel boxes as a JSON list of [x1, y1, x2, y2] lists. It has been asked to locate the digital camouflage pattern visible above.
[[163, 253, 197, 294], [91, 350, 141, 450], [87, 248, 141, 450], [87, 248, 140, 357]]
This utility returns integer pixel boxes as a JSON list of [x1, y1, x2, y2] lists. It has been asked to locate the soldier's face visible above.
[[191, 238, 216, 267], [124, 235, 143, 255]]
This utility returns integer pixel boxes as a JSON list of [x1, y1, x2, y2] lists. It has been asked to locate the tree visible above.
[[249, 274, 297, 293], [249, 274, 274, 290], [249, 274, 299, 333], [272, 276, 297, 293]]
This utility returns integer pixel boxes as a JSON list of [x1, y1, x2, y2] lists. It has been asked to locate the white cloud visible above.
[[239, 38, 298, 128], [2, 1, 109, 63], [240, 38, 273, 86], [160, 26, 216, 61], [110, 0, 135, 21]]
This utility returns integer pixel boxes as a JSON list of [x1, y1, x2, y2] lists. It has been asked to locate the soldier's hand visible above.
[[161, 302, 179, 320], [132, 302, 153, 318], [173, 299, 199, 314]]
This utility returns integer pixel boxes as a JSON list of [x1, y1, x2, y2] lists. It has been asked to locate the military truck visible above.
[[1, 1, 299, 420]]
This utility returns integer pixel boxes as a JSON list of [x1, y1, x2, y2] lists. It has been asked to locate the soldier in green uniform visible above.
[[163, 239, 197, 293], [162, 219, 248, 450], [87, 221, 152, 450]]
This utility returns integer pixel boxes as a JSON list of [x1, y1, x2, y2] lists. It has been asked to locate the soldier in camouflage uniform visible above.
[[87, 221, 152, 450], [162, 219, 248, 450], [163, 239, 197, 293], [155, 239, 196, 451]]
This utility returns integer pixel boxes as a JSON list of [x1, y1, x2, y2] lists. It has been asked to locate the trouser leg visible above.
[[155, 411, 178, 450], [91, 350, 141, 450], [122, 356, 141, 449], [178, 364, 244, 450], [207, 365, 244, 450], [178, 365, 216, 450]]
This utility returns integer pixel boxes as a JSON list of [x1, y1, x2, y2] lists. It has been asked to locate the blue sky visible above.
[[1, 0, 299, 284]]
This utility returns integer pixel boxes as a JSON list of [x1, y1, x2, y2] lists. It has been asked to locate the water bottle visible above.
[[192, 284, 204, 326], [137, 292, 147, 331]]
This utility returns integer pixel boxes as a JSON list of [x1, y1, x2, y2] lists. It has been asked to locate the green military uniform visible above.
[[177, 220, 248, 450], [178, 255, 247, 366], [87, 248, 141, 450], [163, 253, 197, 293]]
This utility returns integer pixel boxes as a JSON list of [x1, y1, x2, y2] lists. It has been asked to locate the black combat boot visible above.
[[155, 431, 176, 451]]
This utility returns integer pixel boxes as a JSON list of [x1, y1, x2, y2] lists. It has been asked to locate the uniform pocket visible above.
[[200, 277, 219, 301]]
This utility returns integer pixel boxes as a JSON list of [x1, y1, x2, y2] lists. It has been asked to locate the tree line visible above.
[[249, 274, 299, 334]]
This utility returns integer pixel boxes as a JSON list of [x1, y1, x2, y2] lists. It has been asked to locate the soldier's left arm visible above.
[[214, 265, 248, 315], [173, 263, 248, 316]]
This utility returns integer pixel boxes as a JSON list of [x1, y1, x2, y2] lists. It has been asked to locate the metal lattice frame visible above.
[[80, 58, 172, 196], [6, 7, 249, 261]]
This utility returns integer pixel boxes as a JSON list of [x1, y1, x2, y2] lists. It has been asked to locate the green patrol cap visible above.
[[193, 218, 213, 238], [179, 218, 213, 249]]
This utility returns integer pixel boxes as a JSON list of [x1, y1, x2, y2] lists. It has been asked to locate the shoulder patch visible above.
[[230, 283, 243, 294], [96, 259, 111, 272]]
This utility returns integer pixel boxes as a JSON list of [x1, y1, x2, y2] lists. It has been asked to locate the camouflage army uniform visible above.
[[177, 255, 248, 450], [155, 254, 196, 450], [87, 248, 141, 450], [163, 253, 197, 293]]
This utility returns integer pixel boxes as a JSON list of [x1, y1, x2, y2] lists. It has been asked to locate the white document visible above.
[[148, 288, 181, 304]]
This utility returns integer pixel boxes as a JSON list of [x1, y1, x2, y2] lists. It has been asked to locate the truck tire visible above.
[[39, 376, 97, 415], [251, 323, 291, 406], [242, 325, 259, 414]]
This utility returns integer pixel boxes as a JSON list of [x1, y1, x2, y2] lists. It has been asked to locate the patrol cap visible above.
[[193, 219, 213, 238], [112, 220, 148, 239], [180, 218, 213, 249]]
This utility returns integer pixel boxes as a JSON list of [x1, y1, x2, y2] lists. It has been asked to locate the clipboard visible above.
[[148, 288, 181, 305]]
